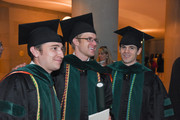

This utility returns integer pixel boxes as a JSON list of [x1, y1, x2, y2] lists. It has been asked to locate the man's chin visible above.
[[53, 65, 61, 70], [89, 52, 95, 57], [53, 67, 60, 72]]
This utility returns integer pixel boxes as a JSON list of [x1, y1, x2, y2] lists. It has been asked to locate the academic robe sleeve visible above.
[[0, 73, 37, 120], [152, 74, 174, 120], [142, 71, 175, 120], [100, 73, 112, 109]]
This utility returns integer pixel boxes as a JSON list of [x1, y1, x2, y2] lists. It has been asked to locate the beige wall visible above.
[[164, 0, 180, 91], [0, 2, 70, 79]]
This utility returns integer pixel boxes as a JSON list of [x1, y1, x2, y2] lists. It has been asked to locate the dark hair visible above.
[[29, 44, 42, 60]]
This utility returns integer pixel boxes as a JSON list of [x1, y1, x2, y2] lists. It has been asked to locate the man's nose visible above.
[[57, 50, 64, 58], [124, 48, 129, 52]]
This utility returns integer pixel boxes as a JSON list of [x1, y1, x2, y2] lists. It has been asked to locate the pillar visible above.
[[71, 0, 119, 60], [164, 0, 180, 90]]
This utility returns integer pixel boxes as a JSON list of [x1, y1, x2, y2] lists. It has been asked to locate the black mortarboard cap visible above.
[[60, 13, 96, 43], [19, 19, 63, 56], [114, 26, 154, 48]]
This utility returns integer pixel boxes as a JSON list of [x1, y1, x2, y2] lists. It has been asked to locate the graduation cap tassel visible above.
[[67, 42, 69, 55], [142, 33, 145, 65]]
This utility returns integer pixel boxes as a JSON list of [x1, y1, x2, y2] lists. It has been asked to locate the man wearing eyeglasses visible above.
[[52, 13, 112, 120]]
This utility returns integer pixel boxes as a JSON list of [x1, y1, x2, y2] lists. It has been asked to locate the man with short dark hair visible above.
[[0, 19, 64, 120], [108, 26, 174, 120]]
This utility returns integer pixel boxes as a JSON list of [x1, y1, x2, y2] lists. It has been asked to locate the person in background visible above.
[[150, 53, 158, 73], [157, 53, 164, 78], [0, 41, 4, 58], [154, 53, 158, 74], [108, 26, 174, 120], [52, 13, 112, 120], [169, 57, 180, 120], [97, 46, 114, 66], [0, 19, 64, 120], [144, 56, 151, 69]]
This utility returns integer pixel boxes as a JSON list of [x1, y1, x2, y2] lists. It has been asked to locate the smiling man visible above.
[[52, 13, 112, 120], [0, 19, 64, 120], [108, 26, 174, 120]]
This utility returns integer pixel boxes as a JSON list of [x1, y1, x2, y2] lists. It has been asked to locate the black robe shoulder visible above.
[[0, 73, 38, 120]]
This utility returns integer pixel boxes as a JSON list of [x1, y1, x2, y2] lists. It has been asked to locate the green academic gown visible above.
[[0, 64, 61, 120], [52, 54, 112, 120], [108, 61, 174, 120]]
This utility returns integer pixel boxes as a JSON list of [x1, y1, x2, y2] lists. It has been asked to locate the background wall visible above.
[[0, 1, 166, 89], [0, 2, 70, 79], [145, 39, 164, 57]]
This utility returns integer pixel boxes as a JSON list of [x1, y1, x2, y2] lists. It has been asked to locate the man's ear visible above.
[[72, 38, 79, 46], [137, 47, 142, 55], [30, 46, 39, 58]]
